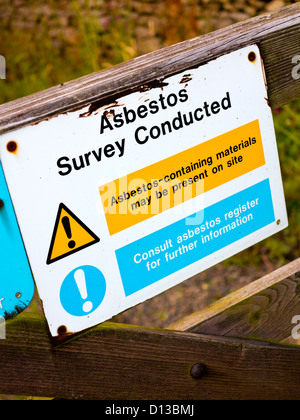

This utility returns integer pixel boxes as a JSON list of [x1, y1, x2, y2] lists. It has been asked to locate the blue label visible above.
[[116, 179, 275, 297], [0, 162, 35, 318], [60, 265, 106, 317]]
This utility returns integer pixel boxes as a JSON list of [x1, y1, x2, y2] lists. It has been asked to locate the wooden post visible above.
[[0, 307, 300, 400]]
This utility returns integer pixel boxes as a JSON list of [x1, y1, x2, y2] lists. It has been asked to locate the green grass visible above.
[[268, 102, 300, 262], [0, 0, 137, 103]]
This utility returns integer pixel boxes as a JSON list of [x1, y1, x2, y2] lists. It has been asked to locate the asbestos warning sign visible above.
[[0, 45, 288, 336], [46, 203, 100, 265]]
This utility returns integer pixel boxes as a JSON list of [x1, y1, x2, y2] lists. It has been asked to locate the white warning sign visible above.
[[0, 45, 287, 336]]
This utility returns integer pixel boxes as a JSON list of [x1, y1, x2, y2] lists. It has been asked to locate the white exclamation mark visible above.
[[74, 269, 93, 313]]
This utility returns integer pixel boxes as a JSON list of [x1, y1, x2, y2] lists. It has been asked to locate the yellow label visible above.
[[99, 120, 265, 235], [46, 203, 99, 264]]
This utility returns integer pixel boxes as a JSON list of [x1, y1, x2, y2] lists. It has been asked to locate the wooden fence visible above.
[[0, 3, 299, 399]]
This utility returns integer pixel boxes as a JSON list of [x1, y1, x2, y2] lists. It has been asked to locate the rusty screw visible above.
[[248, 51, 256, 62], [277, 219, 281, 225], [190, 363, 207, 380], [57, 325, 67, 336], [7, 141, 17, 153], [0, 199, 4, 209]]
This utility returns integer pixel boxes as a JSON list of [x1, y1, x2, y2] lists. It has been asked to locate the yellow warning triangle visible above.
[[46, 203, 100, 265]]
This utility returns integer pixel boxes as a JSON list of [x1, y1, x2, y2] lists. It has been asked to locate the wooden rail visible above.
[[0, 3, 299, 134], [0, 259, 299, 400], [168, 258, 300, 342]]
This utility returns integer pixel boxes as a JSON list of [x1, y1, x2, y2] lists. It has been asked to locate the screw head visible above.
[[7, 141, 17, 153], [248, 51, 256, 62], [57, 325, 67, 336], [0, 199, 4, 209], [190, 363, 207, 379]]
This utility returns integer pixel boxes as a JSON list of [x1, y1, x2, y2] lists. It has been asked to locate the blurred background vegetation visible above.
[[0, 0, 299, 324]]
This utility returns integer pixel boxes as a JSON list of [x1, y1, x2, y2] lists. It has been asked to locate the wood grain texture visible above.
[[0, 312, 300, 400], [0, 4, 299, 134], [168, 259, 300, 343]]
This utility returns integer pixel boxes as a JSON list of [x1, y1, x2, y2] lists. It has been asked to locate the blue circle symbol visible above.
[[60, 265, 106, 317]]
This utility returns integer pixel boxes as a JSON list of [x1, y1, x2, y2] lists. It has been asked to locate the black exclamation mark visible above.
[[62, 216, 76, 249]]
